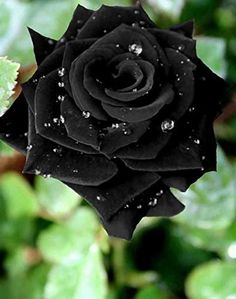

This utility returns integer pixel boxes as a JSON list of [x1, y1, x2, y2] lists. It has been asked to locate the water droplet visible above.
[[53, 147, 62, 154], [123, 128, 132, 136], [58, 68, 65, 77], [48, 39, 54, 45], [177, 77, 181, 82], [156, 190, 164, 196], [134, 9, 140, 14], [202, 76, 206, 81], [82, 111, 91, 118], [60, 115, 65, 124], [137, 204, 142, 209], [180, 60, 184, 64], [103, 29, 107, 33], [33, 78, 38, 84], [178, 45, 184, 51], [161, 119, 175, 133], [35, 169, 41, 175], [92, 15, 96, 20], [139, 20, 145, 25], [5, 133, 10, 137], [26, 144, 32, 151], [96, 195, 106, 201], [201, 167, 204, 171], [112, 123, 120, 129], [194, 139, 200, 144], [124, 204, 129, 209], [60, 37, 65, 43], [24, 132, 28, 137], [44, 122, 51, 128], [73, 169, 79, 173], [178, 92, 184, 96], [128, 43, 143, 56], [189, 107, 195, 112], [115, 44, 120, 48], [58, 82, 64, 88], [133, 88, 137, 92], [202, 156, 206, 160], [186, 147, 190, 151], [187, 59, 190, 62], [43, 174, 51, 179]]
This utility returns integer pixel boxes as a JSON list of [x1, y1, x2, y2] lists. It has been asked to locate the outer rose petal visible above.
[[24, 111, 118, 185], [0, 94, 28, 155]]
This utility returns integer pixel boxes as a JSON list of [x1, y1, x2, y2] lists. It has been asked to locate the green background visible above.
[[0, 0, 236, 298]]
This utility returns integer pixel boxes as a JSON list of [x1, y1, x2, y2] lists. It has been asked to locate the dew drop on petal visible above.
[[58, 68, 65, 77], [58, 82, 64, 88], [60, 115, 65, 124], [128, 43, 143, 56], [73, 169, 79, 173], [35, 169, 41, 175], [58, 95, 65, 102], [82, 111, 91, 119], [26, 144, 33, 151], [137, 204, 142, 209], [116, 44, 120, 48], [202, 155, 206, 160], [48, 39, 54, 45], [123, 128, 132, 136], [156, 190, 164, 196], [194, 139, 200, 144], [161, 119, 175, 133], [134, 9, 140, 14]]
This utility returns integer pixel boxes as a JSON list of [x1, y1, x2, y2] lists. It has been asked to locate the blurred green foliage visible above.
[[1, 0, 236, 298]]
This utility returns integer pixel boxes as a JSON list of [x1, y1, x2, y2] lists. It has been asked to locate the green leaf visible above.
[[186, 261, 236, 299], [173, 147, 236, 230], [44, 243, 107, 299], [0, 173, 39, 219], [0, 57, 20, 115], [37, 207, 99, 264], [147, 0, 185, 19], [196, 37, 227, 78], [0, 141, 14, 156], [35, 176, 80, 218], [135, 285, 169, 299], [74, 0, 131, 10]]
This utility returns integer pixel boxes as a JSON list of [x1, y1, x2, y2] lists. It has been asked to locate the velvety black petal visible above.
[[100, 120, 150, 154], [66, 171, 160, 220], [78, 4, 155, 39], [62, 39, 96, 97], [101, 207, 145, 240], [149, 28, 197, 59], [24, 111, 118, 185], [165, 48, 196, 120], [28, 28, 56, 64], [22, 45, 65, 112], [0, 94, 28, 155], [170, 20, 194, 38], [145, 188, 185, 217], [61, 96, 99, 149], [102, 186, 184, 239], [102, 85, 174, 122], [34, 70, 98, 154]]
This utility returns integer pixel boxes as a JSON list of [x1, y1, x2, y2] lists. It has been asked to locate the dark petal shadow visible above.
[[61, 96, 99, 149], [0, 93, 28, 155], [170, 20, 194, 38], [35, 70, 98, 154], [102, 85, 174, 122], [24, 111, 118, 185], [78, 4, 155, 39], [66, 171, 160, 220], [28, 28, 56, 65]]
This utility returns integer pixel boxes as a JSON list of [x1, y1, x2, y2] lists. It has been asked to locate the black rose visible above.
[[0, 4, 226, 239]]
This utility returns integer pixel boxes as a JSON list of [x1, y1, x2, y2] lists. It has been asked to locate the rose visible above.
[[0, 4, 226, 240]]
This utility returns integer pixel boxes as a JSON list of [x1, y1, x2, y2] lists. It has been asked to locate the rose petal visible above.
[[102, 85, 174, 122], [149, 28, 197, 59], [28, 28, 56, 64], [22, 45, 65, 112], [170, 20, 194, 38], [62, 39, 96, 97], [66, 171, 160, 220], [0, 94, 28, 154], [105, 60, 155, 101], [100, 120, 150, 154], [24, 111, 118, 185], [61, 96, 99, 149], [35, 70, 98, 154], [78, 4, 155, 39]]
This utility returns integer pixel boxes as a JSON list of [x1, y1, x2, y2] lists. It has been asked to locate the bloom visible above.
[[0, 4, 226, 239]]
